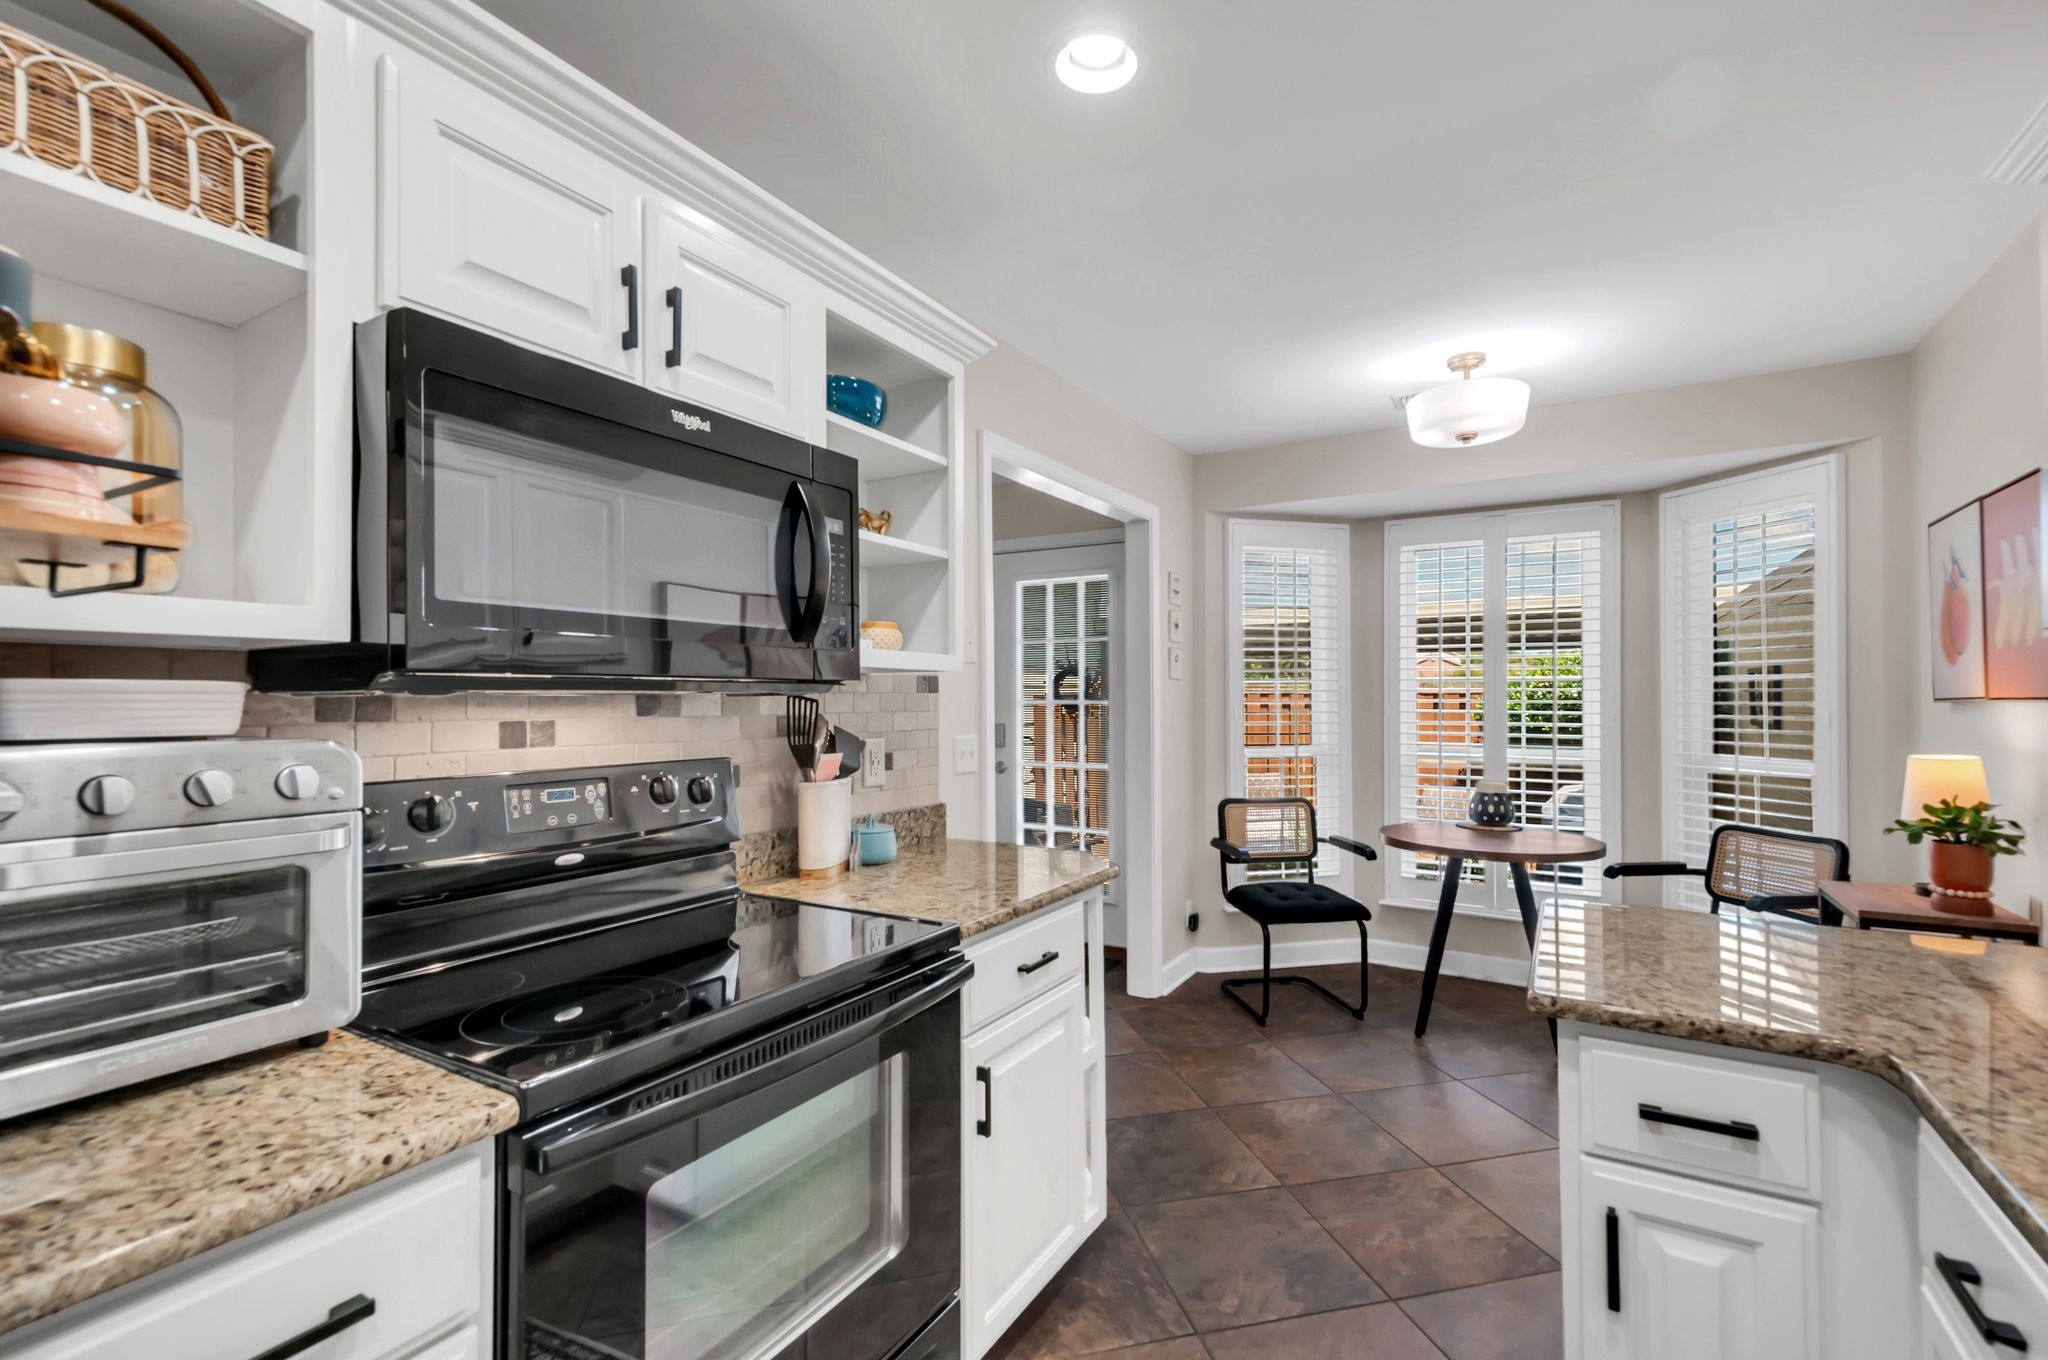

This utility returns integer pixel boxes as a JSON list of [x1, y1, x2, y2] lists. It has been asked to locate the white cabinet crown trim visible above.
[[331, 0, 994, 365]]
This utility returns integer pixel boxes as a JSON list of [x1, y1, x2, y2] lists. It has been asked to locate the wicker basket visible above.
[[0, 22, 271, 239]]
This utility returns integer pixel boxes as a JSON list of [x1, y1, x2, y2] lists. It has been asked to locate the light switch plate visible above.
[[952, 733, 979, 775], [1169, 645, 1184, 680], [1168, 607, 1185, 644], [1167, 570, 1185, 606], [863, 738, 886, 788]]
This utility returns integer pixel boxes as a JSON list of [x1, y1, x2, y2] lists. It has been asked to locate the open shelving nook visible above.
[[0, 0, 336, 645], [825, 308, 959, 670]]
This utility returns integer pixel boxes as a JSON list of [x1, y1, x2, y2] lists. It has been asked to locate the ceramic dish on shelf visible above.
[[0, 679, 247, 740], [827, 374, 886, 428], [860, 620, 904, 652]]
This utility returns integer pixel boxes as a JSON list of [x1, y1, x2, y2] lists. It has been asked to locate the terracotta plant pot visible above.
[[1929, 841, 1994, 897]]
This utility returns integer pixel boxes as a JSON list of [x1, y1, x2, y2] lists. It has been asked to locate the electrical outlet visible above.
[[952, 733, 979, 775], [863, 738, 886, 788]]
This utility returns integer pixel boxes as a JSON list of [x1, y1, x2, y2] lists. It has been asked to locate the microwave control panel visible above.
[[822, 514, 853, 651]]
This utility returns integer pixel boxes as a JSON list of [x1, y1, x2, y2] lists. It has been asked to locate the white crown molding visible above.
[[331, 0, 996, 364], [1987, 96, 2048, 186]]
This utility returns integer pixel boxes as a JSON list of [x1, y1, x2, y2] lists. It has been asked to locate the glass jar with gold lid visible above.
[[29, 322, 183, 592]]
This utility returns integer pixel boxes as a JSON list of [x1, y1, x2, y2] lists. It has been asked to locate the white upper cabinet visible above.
[[384, 59, 643, 377], [644, 203, 824, 439]]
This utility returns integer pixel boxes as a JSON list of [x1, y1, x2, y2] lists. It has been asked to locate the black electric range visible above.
[[351, 758, 968, 1360]]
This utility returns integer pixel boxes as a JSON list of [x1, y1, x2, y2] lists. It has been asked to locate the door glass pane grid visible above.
[[1017, 575, 1112, 860], [1506, 532, 1602, 896], [1396, 541, 1486, 885], [1238, 542, 1345, 881], [1668, 498, 1819, 910]]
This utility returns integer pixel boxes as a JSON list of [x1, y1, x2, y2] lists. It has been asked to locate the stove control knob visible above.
[[0, 782, 22, 822], [686, 774, 716, 806], [407, 794, 456, 836], [78, 775, 136, 817], [647, 774, 681, 808], [362, 808, 388, 851], [275, 763, 321, 800], [183, 768, 236, 808]]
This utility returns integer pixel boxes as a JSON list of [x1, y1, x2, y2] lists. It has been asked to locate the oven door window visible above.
[[410, 371, 819, 680], [0, 867, 308, 1068]]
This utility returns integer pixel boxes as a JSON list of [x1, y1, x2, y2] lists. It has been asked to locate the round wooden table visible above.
[[1380, 820, 1607, 1036]]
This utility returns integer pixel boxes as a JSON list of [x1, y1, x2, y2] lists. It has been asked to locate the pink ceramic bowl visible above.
[[0, 370, 126, 459]]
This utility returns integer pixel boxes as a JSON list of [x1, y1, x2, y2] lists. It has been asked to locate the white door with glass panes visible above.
[[1660, 459, 1842, 910], [995, 546, 1122, 899], [1224, 521, 1352, 892], [1384, 504, 1618, 917]]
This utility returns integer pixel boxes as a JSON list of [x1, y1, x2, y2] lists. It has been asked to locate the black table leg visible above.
[[1414, 856, 1464, 1037], [1510, 862, 1559, 1049]]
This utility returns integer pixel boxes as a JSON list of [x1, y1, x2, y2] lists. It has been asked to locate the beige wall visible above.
[[1908, 215, 2048, 914], [991, 479, 1123, 542], [945, 342, 1205, 981]]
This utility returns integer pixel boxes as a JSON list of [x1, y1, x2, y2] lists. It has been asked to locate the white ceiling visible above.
[[478, 0, 2048, 454]]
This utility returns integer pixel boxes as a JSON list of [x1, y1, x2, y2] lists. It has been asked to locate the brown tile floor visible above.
[[988, 962, 1563, 1360]]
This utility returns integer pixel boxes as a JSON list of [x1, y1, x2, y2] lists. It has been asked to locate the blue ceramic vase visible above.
[[827, 374, 886, 428]]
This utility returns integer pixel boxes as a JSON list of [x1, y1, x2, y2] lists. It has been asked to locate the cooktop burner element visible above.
[[459, 975, 692, 1048]]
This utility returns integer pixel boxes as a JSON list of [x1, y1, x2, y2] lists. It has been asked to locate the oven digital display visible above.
[[506, 778, 610, 832]]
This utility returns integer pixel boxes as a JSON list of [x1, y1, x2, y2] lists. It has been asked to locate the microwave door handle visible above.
[[782, 481, 829, 646]]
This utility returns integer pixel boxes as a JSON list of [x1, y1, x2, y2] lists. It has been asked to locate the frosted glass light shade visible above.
[[1405, 376, 1531, 448], [1055, 36, 1138, 93], [1900, 754, 1988, 819]]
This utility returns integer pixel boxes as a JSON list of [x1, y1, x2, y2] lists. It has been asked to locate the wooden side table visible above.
[[1818, 881, 2039, 943], [1380, 820, 1607, 1035]]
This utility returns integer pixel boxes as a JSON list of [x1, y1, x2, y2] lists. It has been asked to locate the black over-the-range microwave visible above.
[[255, 309, 859, 693]]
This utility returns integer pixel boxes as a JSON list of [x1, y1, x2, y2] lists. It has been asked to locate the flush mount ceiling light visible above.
[[1055, 34, 1137, 93], [1404, 351, 1531, 447]]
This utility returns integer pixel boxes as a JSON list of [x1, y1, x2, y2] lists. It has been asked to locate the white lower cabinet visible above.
[[960, 893, 1106, 1359], [6, 1141, 494, 1360], [1578, 1157, 1818, 1360]]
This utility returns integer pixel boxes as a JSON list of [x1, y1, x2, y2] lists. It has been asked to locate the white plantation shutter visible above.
[[1387, 505, 1617, 915], [1661, 460, 1842, 911], [1227, 521, 1349, 883]]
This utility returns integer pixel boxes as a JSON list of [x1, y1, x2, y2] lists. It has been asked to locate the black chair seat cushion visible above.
[[1225, 880, 1372, 925]]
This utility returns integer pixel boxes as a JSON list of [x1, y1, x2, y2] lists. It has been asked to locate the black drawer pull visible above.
[[620, 263, 640, 350], [1937, 1253, 2030, 1350], [250, 1294, 376, 1360], [1605, 1207, 1621, 1313], [1638, 1103, 1760, 1141], [1017, 950, 1060, 975], [975, 1065, 993, 1138], [664, 284, 683, 367]]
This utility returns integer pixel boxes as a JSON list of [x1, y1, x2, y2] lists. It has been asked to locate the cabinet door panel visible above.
[[389, 61, 641, 375], [1579, 1157, 1817, 1360], [964, 975, 1086, 1358], [647, 203, 822, 437]]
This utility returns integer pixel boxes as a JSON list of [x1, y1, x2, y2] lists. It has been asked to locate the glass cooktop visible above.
[[353, 894, 954, 1092]]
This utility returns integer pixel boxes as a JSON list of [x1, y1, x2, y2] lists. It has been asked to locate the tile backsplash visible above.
[[0, 645, 941, 833]]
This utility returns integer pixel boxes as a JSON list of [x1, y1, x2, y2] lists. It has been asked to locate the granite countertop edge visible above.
[[0, 1039, 520, 1338], [1529, 990, 2048, 1260], [951, 862, 1122, 937], [743, 839, 1122, 940]]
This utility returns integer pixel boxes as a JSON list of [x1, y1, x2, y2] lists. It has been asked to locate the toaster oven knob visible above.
[[687, 775, 716, 806], [646, 773, 681, 808], [78, 775, 136, 817], [275, 763, 322, 800], [407, 794, 456, 836], [0, 782, 21, 822], [183, 769, 236, 808]]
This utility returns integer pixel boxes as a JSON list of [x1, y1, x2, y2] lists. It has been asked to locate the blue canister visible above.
[[857, 815, 897, 866], [827, 374, 887, 428]]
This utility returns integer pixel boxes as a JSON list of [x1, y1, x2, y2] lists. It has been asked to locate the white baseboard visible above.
[[1130, 935, 1526, 998]]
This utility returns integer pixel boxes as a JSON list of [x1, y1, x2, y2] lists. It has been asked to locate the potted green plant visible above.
[[1884, 798, 2025, 900]]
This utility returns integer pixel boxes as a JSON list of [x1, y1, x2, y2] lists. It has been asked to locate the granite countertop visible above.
[[746, 838, 1120, 937], [0, 1032, 518, 1338], [1529, 902, 2048, 1258]]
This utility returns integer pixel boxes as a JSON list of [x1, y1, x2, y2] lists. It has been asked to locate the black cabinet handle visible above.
[[1605, 1207, 1621, 1313], [620, 263, 639, 350], [664, 284, 682, 367], [1017, 950, 1060, 975], [975, 1065, 993, 1138], [250, 1294, 376, 1360], [1937, 1253, 2030, 1350], [1638, 1103, 1760, 1142]]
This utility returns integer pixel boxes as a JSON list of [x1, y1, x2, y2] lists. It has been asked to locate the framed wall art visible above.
[[1928, 499, 1986, 699], [1982, 469, 2048, 700]]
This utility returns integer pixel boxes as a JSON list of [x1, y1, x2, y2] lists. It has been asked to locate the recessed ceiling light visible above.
[[1055, 34, 1137, 94]]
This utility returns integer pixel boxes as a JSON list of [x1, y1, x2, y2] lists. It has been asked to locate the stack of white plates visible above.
[[0, 679, 250, 741]]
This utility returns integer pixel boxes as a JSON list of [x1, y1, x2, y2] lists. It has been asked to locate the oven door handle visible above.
[[773, 480, 831, 647], [0, 826, 353, 893], [525, 955, 971, 1175]]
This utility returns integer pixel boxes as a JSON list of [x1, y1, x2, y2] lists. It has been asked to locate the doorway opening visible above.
[[980, 432, 1163, 994]]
